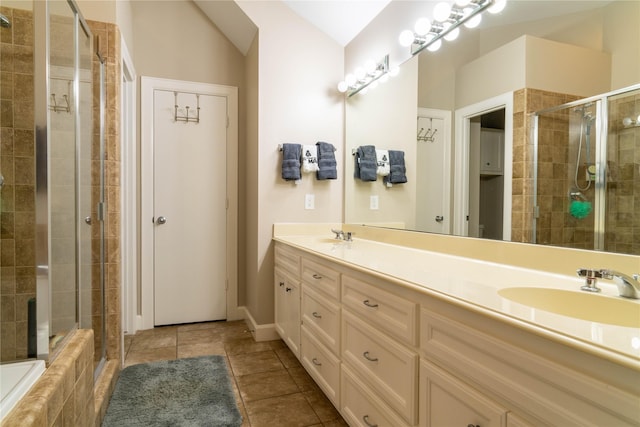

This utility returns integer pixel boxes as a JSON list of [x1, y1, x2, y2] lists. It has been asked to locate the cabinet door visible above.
[[420, 359, 507, 427], [479, 129, 504, 175], [274, 267, 301, 357]]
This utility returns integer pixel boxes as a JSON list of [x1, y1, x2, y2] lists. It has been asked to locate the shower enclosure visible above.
[[532, 84, 640, 255], [0, 0, 106, 372]]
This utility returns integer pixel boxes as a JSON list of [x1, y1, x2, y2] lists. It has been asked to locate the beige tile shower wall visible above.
[[606, 93, 640, 255], [86, 20, 121, 366], [0, 330, 96, 427], [0, 6, 36, 363], [511, 88, 583, 245]]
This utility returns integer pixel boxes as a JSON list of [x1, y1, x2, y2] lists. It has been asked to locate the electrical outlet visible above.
[[370, 195, 379, 210], [305, 194, 315, 210]]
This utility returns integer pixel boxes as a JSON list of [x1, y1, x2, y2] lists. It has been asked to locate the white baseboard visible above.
[[242, 307, 279, 342]]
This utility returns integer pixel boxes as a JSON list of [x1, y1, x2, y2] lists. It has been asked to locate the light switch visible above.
[[305, 194, 315, 210], [370, 195, 379, 210]]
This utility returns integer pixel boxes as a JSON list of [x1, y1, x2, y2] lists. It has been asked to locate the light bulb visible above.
[[427, 39, 442, 52], [433, 2, 452, 22], [444, 27, 459, 41], [488, 0, 507, 14], [399, 29, 415, 47], [354, 67, 366, 80], [455, 0, 471, 6], [345, 73, 356, 86], [623, 117, 633, 127], [415, 17, 431, 36], [337, 81, 348, 93], [464, 13, 482, 28]]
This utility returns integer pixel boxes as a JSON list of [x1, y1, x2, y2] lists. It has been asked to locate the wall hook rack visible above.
[[49, 93, 70, 113], [174, 91, 200, 123], [417, 127, 437, 143]]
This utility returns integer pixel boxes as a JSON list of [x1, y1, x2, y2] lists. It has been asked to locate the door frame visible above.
[[453, 92, 513, 239], [140, 76, 240, 330]]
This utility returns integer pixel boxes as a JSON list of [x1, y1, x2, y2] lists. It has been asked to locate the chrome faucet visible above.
[[577, 268, 640, 299], [330, 229, 354, 241]]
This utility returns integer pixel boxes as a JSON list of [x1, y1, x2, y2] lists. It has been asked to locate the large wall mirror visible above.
[[344, 0, 640, 256]]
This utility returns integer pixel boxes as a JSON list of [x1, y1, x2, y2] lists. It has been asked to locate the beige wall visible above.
[[344, 55, 418, 227], [237, 1, 344, 325], [130, 0, 244, 88]]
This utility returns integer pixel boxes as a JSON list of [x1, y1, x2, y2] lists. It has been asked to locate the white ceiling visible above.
[[194, 0, 616, 55], [282, 0, 392, 46]]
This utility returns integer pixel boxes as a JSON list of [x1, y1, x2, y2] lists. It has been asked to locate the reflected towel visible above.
[[384, 150, 407, 184], [354, 145, 377, 181], [281, 143, 302, 181], [316, 142, 337, 180], [376, 149, 390, 176], [302, 144, 319, 173]]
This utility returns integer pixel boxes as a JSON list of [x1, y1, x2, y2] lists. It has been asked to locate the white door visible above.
[[416, 109, 451, 234], [153, 90, 227, 326]]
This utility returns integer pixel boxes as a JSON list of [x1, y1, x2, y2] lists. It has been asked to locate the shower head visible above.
[[0, 14, 10, 28]]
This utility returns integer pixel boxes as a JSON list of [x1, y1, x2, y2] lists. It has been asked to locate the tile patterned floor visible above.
[[122, 320, 348, 427]]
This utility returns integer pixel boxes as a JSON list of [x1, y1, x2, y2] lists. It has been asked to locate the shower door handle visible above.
[[156, 216, 167, 225]]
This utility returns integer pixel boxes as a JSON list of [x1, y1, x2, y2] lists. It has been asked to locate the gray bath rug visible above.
[[102, 355, 242, 427]]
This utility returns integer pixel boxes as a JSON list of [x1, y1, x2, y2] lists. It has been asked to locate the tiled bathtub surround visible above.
[[0, 5, 36, 363], [0, 329, 95, 426], [0, 13, 122, 427]]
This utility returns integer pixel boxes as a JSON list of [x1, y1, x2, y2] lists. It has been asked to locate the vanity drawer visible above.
[[275, 243, 300, 277], [302, 257, 341, 300], [301, 326, 341, 407], [301, 286, 341, 355], [341, 364, 412, 427], [342, 310, 418, 424], [342, 275, 417, 346]]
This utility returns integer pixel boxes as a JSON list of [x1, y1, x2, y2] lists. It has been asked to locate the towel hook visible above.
[[174, 91, 200, 124]]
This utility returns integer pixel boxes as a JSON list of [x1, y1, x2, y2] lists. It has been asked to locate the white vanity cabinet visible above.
[[273, 239, 639, 427], [274, 244, 301, 357], [299, 253, 342, 406]]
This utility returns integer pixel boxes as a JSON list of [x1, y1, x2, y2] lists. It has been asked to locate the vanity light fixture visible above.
[[338, 54, 398, 97], [399, 0, 507, 56]]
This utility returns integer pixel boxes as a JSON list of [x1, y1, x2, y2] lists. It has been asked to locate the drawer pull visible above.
[[279, 281, 284, 287], [362, 415, 378, 427], [363, 351, 378, 362], [312, 273, 323, 279], [467, 425, 480, 427], [312, 358, 322, 366], [312, 311, 322, 319], [285, 287, 292, 292], [363, 299, 379, 308]]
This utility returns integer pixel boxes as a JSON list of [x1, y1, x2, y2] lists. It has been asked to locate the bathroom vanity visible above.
[[273, 227, 640, 427]]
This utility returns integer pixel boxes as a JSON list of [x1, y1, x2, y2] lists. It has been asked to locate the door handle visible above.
[[435, 215, 444, 222], [84, 216, 92, 225], [156, 216, 167, 225]]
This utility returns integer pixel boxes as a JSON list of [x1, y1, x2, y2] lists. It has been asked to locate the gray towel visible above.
[[281, 143, 302, 181], [384, 150, 407, 184], [316, 142, 337, 180], [354, 145, 377, 181]]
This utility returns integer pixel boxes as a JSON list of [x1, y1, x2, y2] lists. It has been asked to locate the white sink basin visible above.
[[498, 287, 640, 328]]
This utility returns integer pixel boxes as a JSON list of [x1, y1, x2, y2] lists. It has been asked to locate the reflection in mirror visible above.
[[344, 0, 639, 255]]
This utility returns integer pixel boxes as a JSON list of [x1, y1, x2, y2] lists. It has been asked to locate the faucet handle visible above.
[[330, 228, 343, 239], [576, 268, 602, 293]]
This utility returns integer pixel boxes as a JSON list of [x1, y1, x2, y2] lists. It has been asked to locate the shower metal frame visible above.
[[531, 82, 640, 250], [34, 0, 106, 370]]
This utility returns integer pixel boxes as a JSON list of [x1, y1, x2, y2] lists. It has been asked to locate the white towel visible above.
[[376, 149, 390, 176], [302, 144, 319, 173]]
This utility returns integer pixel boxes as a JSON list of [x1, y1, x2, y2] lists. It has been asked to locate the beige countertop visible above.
[[273, 231, 640, 370]]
